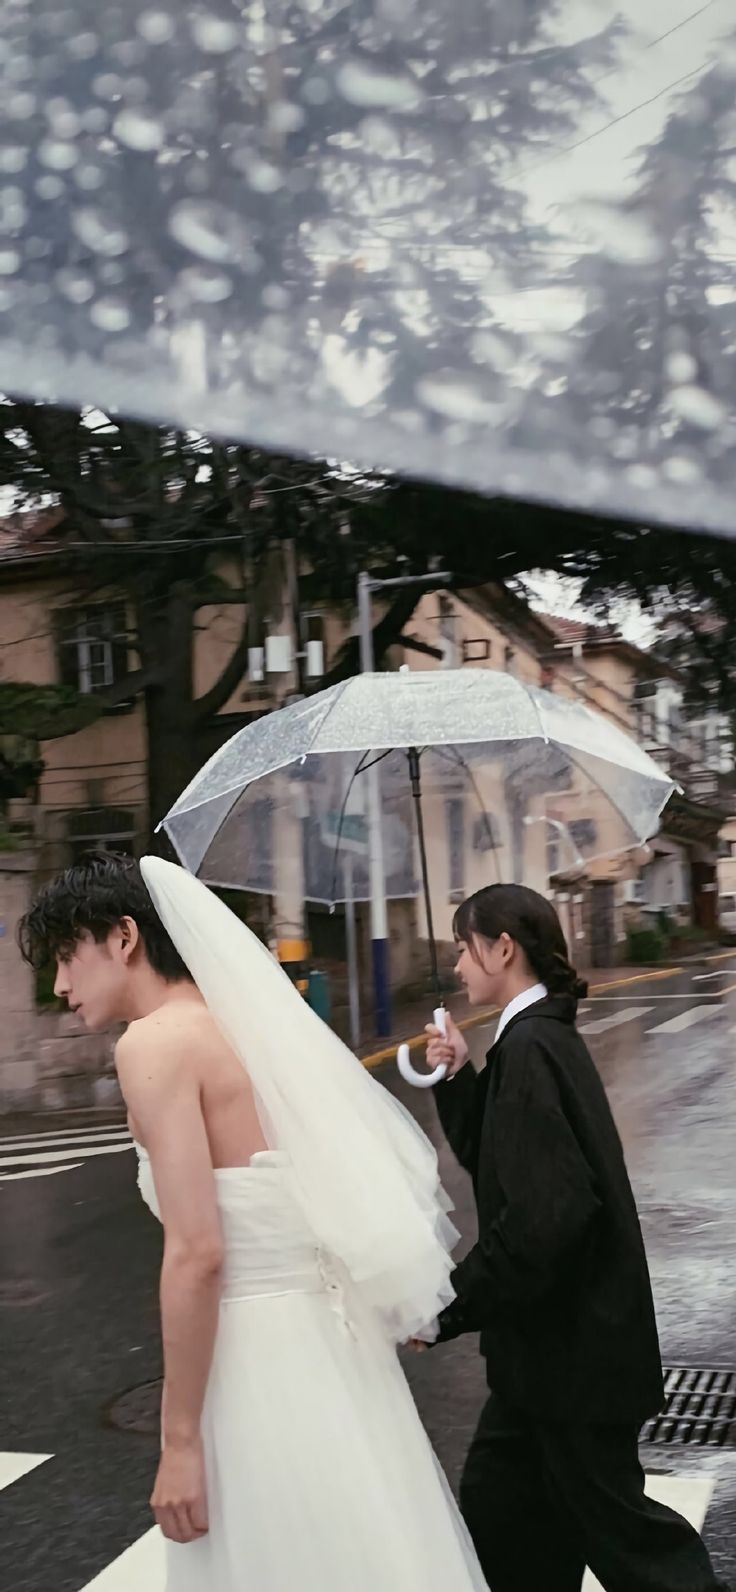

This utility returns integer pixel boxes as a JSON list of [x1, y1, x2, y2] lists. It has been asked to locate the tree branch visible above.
[[308, 587, 424, 693], [99, 666, 163, 708], [192, 618, 251, 725]]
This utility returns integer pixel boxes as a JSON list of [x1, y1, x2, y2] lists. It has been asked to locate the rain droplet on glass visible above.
[[190, 16, 240, 53], [663, 455, 703, 484], [665, 351, 697, 385], [35, 175, 66, 201], [72, 208, 130, 258], [168, 199, 259, 270], [416, 369, 503, 425], [248, 160, 283, 194], [0, 148, 28, 175], [336, 60, 423, 110], [38, 139, 78, 172], [93, 73, 124, 101], [9, 92, 37, 120], [0, 248, 20, 276], [90, 295, 131, 332], [74, 164, 106, 192], [56, 267, 95, 304], [136, 10, 176, 45], [67, 31, 99, 61], [669, 385, 726, 431], [113, 109, 164, 152], [267, 102, 305, 135], [177, 265, 234, 303]]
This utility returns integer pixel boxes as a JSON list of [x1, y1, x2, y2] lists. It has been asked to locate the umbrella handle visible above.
[[397, 1007, 449, 1089]]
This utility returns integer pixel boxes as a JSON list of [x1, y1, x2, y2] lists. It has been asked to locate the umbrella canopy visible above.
[[162, 669, 676, 905], [1, 2, 735, 534]]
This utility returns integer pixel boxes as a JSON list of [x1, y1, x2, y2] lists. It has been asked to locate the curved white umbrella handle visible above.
[[397, 1007, 449, 1089]]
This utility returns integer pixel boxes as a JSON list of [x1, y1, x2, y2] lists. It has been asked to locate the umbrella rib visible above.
[[328, 747, 398, 905], [301, 677, 352, 762], [557, 742, 674, 855], [432, 745, 503, 884]]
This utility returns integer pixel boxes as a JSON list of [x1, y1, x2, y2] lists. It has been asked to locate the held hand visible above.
[[424, 1012, 469, 1078], [151, 1438, 209, 1544]]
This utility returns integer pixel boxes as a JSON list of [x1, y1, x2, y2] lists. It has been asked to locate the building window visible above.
[[547, 827, 561, 877], [504, 645, 517, 676], [446, 798, 465, 901], [66, 807, 137, 864], [55, 604, 130, 698], [462, 638, 491, 664]]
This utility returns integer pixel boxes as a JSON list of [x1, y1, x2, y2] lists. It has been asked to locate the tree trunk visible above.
[[136, 585, 199, 841]]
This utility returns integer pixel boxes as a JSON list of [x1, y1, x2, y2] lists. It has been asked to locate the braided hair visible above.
[[453, 884, 588, 1000]]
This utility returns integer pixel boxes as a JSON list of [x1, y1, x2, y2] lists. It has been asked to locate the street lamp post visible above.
[[357, 568, 452, 1037]]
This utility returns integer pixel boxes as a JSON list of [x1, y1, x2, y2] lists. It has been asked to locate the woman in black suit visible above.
[[423, 884, 726, 1592]]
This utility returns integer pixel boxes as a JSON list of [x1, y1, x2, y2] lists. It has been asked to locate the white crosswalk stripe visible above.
[[0, 1452, 52, 1491], [0, 1163, 84, 1182], [0, 1128, 130, 1151], [80, 1527, 165, 1591], [579, 1006, 653, 1035], [584, 1475, 714, 1591], [0, 1445, 717, 1590], [647, 1005, 725, 1035], [0, 1122, 132, 1182]]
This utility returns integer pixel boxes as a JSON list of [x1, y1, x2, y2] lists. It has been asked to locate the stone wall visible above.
[[0, 850, 122, 1115]]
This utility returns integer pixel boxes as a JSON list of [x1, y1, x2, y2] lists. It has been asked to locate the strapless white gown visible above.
[[136, 1145, 488, 1591]]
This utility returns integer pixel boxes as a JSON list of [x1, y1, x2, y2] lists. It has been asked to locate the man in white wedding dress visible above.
[[18, 851, 489, 1592]]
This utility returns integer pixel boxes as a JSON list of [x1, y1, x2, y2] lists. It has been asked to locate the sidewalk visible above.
[[354, 946, 736, 1068], [3, 949, 733, 1133], [352, 964, 655, 1068]]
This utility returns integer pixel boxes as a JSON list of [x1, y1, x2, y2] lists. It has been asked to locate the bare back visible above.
[[125, 997, 268, 1169]]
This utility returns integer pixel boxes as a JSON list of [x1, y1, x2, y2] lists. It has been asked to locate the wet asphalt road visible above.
[[2, 959, 736, 1590]]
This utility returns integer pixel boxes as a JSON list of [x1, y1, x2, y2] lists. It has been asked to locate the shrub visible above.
[[626, 925, 666, 964]]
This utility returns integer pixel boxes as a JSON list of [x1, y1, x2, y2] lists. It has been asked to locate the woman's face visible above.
[[454, 932, 511, 1007]]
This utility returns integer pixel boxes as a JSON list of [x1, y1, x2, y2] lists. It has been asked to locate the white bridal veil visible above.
[[141, 856, 457, 1343]]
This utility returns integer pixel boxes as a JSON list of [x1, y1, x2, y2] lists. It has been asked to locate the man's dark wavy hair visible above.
[[17, 851, 193, 983]]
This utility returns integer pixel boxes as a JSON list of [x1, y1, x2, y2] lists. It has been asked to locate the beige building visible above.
[[396, 585, 730, 961], [718, 816, 736, 928], [0, 518, 732, 1112]]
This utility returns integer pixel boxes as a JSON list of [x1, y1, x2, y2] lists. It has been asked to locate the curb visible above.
[[359, 961, 709, 1072]]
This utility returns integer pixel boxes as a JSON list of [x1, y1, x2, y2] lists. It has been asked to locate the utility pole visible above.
[[357, 568, 452, 1037]]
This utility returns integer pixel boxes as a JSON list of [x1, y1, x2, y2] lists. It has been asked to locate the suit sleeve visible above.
[[433, 1064, 482, 1174], [436, 1042, 602, 1341]]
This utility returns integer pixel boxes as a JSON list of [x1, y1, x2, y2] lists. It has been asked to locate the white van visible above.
[[719, 893, 736, 934]]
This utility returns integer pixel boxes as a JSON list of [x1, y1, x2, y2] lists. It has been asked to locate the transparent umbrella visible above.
[[162, 668, 676, 1080]]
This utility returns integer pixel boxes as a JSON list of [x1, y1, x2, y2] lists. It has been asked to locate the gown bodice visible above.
[[136, 1146, 340, 1305]]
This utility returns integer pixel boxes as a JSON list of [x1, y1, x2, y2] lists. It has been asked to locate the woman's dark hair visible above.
[[17, 851, 193, 983], [453, 884, 588, 1000]]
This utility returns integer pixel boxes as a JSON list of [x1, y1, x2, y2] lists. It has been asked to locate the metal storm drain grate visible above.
[[642, 1368, 736, 1448]]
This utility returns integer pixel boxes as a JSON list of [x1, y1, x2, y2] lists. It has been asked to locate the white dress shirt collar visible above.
[[495, 983, 548, 1044]]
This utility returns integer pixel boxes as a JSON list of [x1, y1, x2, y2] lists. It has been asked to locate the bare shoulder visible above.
[[116, 1004, 207, 1095], [116, 1006, 217, 1147], [116, 1003, 231, 1088]]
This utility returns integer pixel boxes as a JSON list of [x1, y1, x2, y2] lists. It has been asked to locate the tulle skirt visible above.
[[166, 1284, 488, 1591]]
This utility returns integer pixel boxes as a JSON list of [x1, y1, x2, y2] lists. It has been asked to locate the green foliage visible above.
[[0, 683, 102, 740], [626, 925, 667, 965]]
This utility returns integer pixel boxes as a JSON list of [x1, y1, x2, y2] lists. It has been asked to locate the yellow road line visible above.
[[360, 963, 697, 1071]]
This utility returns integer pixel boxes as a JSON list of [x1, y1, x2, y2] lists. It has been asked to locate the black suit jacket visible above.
[[434, 996, 664, 1424]]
